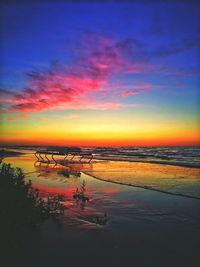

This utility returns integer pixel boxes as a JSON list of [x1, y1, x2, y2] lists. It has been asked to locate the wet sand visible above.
[[91, 154, 200, 168], [2, 152, 200, 267], [84, 161, 200, 199], [0, 149, 24, 158], [8, 177, 200, 267]]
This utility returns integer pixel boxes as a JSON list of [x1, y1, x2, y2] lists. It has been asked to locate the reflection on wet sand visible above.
[[84, 161, 200, 199], [34, 161, 93, 185], [34, 160, 93, 171], [33, 161, 109, 226], [4, 151, 200, 200], [2, 150, 200, 267], [3, 152, 200, 226]]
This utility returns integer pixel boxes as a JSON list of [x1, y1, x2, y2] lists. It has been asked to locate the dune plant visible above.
[[0, 163, 64, 230], [73, 180, 89, 202]]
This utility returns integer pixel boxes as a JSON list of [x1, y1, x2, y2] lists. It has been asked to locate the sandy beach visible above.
[[1, 149, 200, 267]]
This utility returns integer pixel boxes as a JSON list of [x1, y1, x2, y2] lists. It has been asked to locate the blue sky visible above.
[[0, 0, 199, 145]]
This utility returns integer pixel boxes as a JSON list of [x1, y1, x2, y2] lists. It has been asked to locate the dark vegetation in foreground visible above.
[[73, 180, 89, 202], [0, 163, 65, 249]]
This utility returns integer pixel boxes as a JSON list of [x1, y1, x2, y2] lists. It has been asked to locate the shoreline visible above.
[[30, 155, 200, 169], [91, 155, 200, 168], [2, 147, 200, 169], [84, 171, 200, 201], [0, 150, 25, 158]]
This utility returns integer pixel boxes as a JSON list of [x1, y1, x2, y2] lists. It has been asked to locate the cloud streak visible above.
[[1, 30, 197, 115], [122, 84, 151, 97], [153, 35, 200, 58], [0, 33, 154, 113]]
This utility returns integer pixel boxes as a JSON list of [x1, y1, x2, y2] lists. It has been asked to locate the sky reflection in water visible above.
[[3, 150, 200, 267]]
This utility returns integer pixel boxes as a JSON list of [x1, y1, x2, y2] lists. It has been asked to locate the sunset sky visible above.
[[0, 1, 199, 146]]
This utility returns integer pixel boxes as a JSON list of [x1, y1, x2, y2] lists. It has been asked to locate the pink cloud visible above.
[[0, 34, 152, 113], [7, 117, 15, 122], [77, 101, 123, 110], [122, 84, 151, 97], [52, 100, 123, 111], [6, 113, 29, 121]]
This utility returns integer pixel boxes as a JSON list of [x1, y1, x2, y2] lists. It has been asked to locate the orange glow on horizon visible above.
[[1, 134, 199, 146], [1, 114, 199, 147]]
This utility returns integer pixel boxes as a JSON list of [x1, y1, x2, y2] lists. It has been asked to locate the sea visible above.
[[3, 145, 200, 167]]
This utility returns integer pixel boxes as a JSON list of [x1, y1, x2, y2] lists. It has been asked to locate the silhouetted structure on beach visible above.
[[34, 146, 93, 165]]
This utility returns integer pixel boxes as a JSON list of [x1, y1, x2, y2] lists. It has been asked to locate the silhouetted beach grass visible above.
[[0, 163, 64, 253]]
